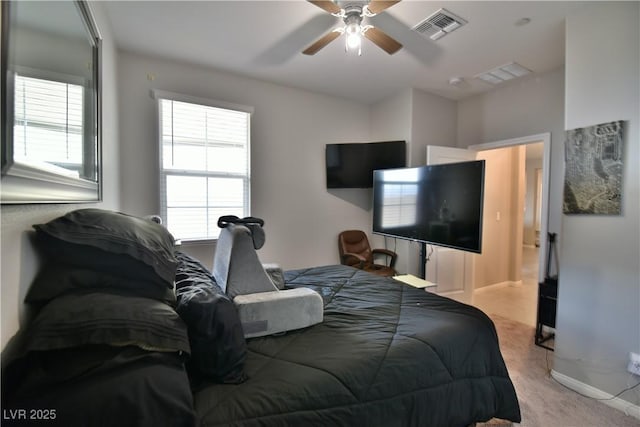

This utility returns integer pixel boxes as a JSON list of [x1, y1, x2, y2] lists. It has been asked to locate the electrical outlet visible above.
[[628, 352, 640, 376]]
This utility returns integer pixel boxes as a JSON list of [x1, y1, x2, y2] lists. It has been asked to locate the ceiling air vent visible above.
[[413, 8, 467, 41], [475, 62, 533, 85]]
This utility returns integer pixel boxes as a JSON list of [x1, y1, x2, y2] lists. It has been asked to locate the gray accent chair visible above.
[[213, 220, 323, 338]]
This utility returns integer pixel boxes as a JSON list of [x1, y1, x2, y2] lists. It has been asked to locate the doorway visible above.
[[469, 133, 551, 325]]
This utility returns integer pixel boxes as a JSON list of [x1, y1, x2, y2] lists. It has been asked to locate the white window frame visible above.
[[153, 90, 253, 242]]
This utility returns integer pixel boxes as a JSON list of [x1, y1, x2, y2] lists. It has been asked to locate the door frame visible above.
[[469, 132, 551, 283]]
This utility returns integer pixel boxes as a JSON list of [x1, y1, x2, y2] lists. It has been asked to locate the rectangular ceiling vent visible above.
[[413, 8, 467, 41], [475, 62, 533, 85]]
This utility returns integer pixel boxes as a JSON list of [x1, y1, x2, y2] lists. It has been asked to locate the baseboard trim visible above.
[[551, 369, 640, 420], [474, 280, 522, 293]]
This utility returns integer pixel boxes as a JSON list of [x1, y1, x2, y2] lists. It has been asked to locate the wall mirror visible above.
[[1, 0, 102, 203]]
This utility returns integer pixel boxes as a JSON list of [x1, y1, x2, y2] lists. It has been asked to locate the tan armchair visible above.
[[338, 230, 397, 277]]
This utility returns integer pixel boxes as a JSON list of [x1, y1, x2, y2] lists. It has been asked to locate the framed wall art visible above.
[[563, 120, 625, 215]]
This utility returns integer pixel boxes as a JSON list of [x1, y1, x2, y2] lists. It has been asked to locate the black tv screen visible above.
[[326, 141, 406, 188], [372, 160, 485, 253]]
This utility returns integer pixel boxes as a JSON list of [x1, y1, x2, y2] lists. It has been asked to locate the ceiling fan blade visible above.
[[364, 27, 402, 54], [308, 1, 341, 15], [303, 30, 341, 55], [367, 0, 401, 15]]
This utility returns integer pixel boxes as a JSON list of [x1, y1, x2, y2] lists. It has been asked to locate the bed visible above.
[[1, 209, 520, 427], [194, 264, 521, 426]]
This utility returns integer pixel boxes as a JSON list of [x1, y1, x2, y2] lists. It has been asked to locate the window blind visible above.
[[159, 97, 251, 240], [14, 74, 84, 173], [381, 183, 418, 227]]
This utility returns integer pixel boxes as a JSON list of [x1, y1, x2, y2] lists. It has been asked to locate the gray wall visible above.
[[457, 67, 565, 250], [556, 2, 639, 405], [0, 2, 120, 349], [117, 51, 372, 271], [369, 89, 414, 274], [11, 27, 93, 80], [410, 88, 458, 166], [456, 2, 639, 406], [368, 88, 458, 277], [456, 69, 564, 291], [410, 89, 458, 277]]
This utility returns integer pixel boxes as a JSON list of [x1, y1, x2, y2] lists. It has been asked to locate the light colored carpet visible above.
[[478, 314, 640, 427]]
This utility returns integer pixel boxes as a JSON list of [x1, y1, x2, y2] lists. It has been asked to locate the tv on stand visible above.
[[372, 160, 485, 279]]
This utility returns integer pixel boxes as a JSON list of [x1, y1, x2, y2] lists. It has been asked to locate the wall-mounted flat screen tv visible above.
[[372, 160, 485, 253], [326, 141, 406, 188]]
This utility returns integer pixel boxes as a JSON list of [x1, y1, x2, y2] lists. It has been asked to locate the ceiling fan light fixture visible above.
[[346, 21, 360, 35], [304, 0, 403, 56], [345, 22, 362, 54], [346, 32, 361, 49]]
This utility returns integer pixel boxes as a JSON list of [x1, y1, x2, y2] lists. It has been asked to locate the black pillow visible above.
[[25, 262, 177, 306], [33, 209, 177, 287], [14, 292, 190, 359], [174, 251, 247, 385], [2, 346, 197, 427]]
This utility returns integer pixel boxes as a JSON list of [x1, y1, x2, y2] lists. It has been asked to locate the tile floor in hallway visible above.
[[472, 246, 540, 327]]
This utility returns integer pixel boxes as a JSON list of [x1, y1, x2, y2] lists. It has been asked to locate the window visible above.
[[380, 168, 419, 228], [14, 73, 84, 175], [157, 93, 252, 240], [381, 183, 418, 228]]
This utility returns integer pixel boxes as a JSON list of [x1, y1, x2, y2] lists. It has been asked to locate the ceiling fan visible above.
[[303, 1, 402, 56]]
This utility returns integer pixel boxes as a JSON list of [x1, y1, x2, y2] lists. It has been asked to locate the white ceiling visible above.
[[103, 0, 591, 104]]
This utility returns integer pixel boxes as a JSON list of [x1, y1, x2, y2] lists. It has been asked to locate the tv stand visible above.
[[419, 242, 427, 280]]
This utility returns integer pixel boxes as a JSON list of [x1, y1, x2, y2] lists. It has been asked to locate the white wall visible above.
[[368, 88, 458, 277], [1, 1, 120, 349], [457, 68, 565, 240], [370, 88, 412, 143], [369, 89, 413, 274], [556, 2, 639, 406], [12, 27, 93, 80], [410, 88, 458, 165], [410, 89, 458, 277], [456, 1, 639, 407], [117, 52, 371, 271]]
